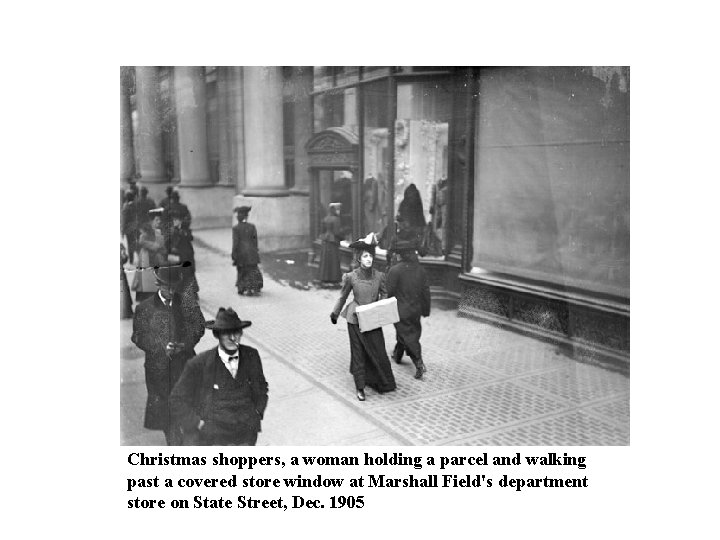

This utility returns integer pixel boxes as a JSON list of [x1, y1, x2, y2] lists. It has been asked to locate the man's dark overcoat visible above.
[[131, 291, 205, 430], [169, 345, 268, 444], [386, 254, 431, 362]]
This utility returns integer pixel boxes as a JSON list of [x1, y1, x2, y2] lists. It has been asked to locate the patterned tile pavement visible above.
[[132, 229, 631, 446]]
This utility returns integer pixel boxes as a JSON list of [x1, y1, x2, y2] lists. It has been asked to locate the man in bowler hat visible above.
[[170, 308, 268, 446]]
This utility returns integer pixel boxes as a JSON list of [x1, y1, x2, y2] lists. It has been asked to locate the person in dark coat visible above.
[[318, 202, 343, 286], [135, 186, 156, 228], [168, 190, 192, 231], [386, 239, 431, 379], [170, 307, 268, 446], [330, 233, 396, 401], [131, 265, 206, 445], [167, 208, 199, 294], [232, 206, 263, 296], [159, 186, 175, 211]]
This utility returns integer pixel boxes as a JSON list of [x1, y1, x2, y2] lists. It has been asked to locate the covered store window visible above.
[[470, 67, 630, 298], [393, 80, 451, 256]]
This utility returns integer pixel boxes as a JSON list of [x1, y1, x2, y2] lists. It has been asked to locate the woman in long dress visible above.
[[232, 206, 263, 296], [330, 234, 396, 401], [318, 202, 342, 285]]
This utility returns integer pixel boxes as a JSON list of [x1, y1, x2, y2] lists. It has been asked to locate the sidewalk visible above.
[[121, 228, 629, 446]]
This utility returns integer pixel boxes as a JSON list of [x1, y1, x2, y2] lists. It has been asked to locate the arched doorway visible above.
[[306, 127, 362, 248]]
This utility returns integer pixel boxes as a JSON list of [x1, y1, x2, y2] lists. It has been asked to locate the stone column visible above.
[[242, 66, 286, 195], [217, 67, 235, 186], [174, 66, 211, 186], [134, 66, 164, 183], [229, 67, 246, 193], [120, 67, 135, 184], [234, 66, 310, 251], [291, 66, 313, 195]]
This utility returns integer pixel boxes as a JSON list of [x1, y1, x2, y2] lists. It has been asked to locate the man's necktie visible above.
[[228, 356, 238, 378]]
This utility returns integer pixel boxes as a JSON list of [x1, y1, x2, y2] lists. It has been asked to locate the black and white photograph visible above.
[[9, 3, 720, 538], [120, 66, 630, 447]]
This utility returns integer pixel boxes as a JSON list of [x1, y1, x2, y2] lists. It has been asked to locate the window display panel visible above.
[[394, 81, 451, 256], [362, 81, 391, 238], [471, 67, 630, 298]]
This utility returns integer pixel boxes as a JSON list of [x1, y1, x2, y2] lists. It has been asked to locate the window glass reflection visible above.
[[362, 81, 390, 239], [394, 81, 451, 256]]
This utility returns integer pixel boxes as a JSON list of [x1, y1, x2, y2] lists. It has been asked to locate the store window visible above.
[[362, 80, 391, 239], [470, 67, 630, 298], [394, 80, 451, 256]]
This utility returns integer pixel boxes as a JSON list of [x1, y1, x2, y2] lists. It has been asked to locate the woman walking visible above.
[[232, 206, 263, 296], [318, 202, 343, 286], [330, 233, 396, 401]]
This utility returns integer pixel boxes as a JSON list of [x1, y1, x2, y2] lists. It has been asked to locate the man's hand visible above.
[[330, 313, 338, 325], [166, 342, 184, 354]]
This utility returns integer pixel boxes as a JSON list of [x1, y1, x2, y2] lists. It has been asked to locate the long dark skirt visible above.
[[318, 241, 341, 283], [393, 315, 422, 363], [236, 265, 264, 293], [347, 323, 396, 393]]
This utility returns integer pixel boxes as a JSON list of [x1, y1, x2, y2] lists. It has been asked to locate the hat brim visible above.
[[205, 320, 252, 331]]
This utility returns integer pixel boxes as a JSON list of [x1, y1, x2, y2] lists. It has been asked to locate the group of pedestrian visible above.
[[120, 185, 197, 308], [125, 179, 432, 447], [320, 183, 432, 401], [330, 230, 431, 402], [131, 261, 268, 446], [124, 184, 270, 447]]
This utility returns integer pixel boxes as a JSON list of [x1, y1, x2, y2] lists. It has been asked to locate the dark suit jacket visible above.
[[170, 345, 268, 437]]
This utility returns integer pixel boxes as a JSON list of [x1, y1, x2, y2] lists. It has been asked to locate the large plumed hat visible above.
[[349, 232, 378, 252], [234, 205, 252, 216], [205, 307, 252, 331]]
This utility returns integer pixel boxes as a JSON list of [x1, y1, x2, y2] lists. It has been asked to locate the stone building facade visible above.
[[120, 66, 630, 367]]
